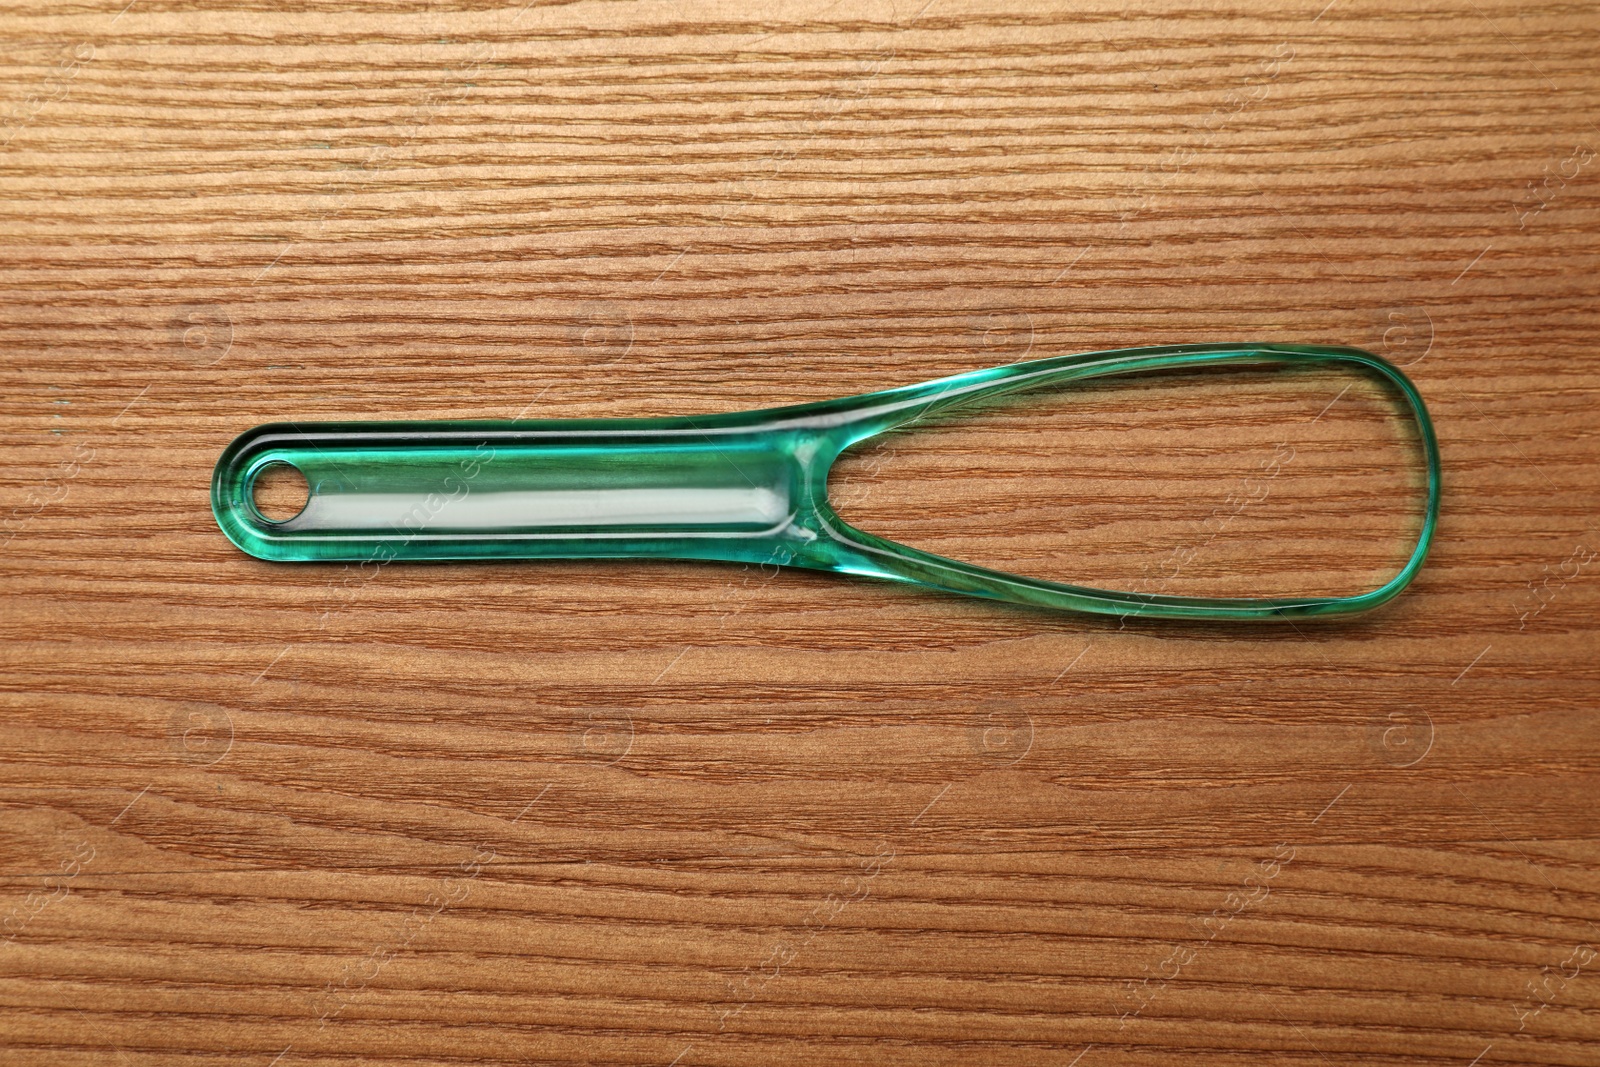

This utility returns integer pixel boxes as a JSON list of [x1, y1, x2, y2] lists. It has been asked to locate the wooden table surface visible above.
[[3, 2, 1598, 1064]]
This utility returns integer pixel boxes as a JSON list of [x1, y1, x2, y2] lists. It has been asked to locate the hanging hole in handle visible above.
[[250, 460, 310, 523]]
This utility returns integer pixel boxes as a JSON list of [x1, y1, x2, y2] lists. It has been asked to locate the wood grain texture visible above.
[[2, 1, 1598, 1064]]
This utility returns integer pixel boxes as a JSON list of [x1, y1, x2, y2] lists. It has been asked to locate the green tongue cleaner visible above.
[[210, 343, 1440, 620]]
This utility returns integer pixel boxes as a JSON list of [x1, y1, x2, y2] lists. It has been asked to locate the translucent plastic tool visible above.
[[211, 343, 1440, 619]]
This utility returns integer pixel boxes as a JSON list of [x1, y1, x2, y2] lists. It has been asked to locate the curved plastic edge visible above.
[[210, 422, 302, 560], [812, 344, 1441, 621]]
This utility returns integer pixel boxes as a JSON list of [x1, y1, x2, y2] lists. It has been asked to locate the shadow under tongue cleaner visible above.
[[211, 343, 1440, 620]]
